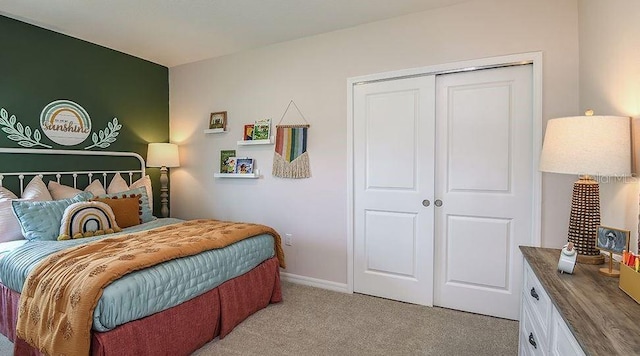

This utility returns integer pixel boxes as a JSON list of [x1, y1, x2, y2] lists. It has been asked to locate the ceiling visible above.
[[0, 0, 471, 67]]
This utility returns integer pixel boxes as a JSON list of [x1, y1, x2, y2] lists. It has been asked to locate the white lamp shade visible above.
[[147, 143, 180, 168], [539, 116, 631, 176]]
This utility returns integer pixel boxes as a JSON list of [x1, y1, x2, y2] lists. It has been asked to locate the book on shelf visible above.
[[252, 118, 271, 140], [235, 157, 254, 174], [220, 150, 236, 173], [244, 124, 254, 141]]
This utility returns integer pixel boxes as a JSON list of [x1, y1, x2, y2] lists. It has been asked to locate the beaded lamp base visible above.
[[568, 177, 605, 265]]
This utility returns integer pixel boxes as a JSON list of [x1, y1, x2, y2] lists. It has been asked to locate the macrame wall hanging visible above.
[[272, 100, 311, 179]]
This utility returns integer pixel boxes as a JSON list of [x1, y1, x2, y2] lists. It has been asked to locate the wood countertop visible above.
[[520, 246, 640, 355]]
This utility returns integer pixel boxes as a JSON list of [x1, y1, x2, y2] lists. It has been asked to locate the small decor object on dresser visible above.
[[235, 158, 254, 174], [220, 150, 236, 173], [244, 124, 254, 141], [252, 118, 271, 140], [596, 225, 630, 277], [209, 111, 227, 130]]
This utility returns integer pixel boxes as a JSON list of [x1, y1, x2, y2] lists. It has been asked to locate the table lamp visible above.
[[147, 143, 180, 218], [539, 113, 631, 264]]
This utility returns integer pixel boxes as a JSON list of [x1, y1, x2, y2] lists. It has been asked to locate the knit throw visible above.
[[272, 125, 311, 178]]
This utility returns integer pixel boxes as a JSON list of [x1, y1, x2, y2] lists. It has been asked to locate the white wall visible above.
[[579, 0, 640, 253], [169, 0, 580, 285]]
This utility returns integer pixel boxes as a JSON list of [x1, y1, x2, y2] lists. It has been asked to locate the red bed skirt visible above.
[[0, 256, 282, 356]]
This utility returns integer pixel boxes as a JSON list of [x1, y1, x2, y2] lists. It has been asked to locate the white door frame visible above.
[[346, 52, 543, 293]]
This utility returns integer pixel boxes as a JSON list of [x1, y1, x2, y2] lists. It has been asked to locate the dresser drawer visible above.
[[549, 307, 585, 356], [520, 303, 547, 356], [523, 262, 551, 335]]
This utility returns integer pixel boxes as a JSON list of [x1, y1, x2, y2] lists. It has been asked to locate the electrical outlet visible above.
[[285, 233, 293, 246]]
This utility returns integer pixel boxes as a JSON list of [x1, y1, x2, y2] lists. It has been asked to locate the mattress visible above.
[[0, 218, 276, 331]]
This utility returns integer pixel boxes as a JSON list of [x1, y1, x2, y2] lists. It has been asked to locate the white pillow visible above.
[[48, 180, 106, 200], [107, 174, 153, 212], [21, 176, 52, 201], [0, 176, 52, 242], [129, 175, 153, 211], [107, 173, 129, 194]]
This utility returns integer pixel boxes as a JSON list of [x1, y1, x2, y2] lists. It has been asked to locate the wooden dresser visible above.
[[519, 247, 640, 355]]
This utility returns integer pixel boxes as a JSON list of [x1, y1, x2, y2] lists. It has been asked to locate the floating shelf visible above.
[[214, 172, 260, 179], [204, 128, 226, 134], [236, 137, 274, 146]]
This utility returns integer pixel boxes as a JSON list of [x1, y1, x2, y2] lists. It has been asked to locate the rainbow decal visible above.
[[40, 100, 92, 146]]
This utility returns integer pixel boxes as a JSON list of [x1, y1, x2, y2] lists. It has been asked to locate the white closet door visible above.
[[353, 75, 436, 306], [433, 65, 533, 319]]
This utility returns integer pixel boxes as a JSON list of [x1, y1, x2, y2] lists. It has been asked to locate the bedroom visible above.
[[1, 0, 639, 355]]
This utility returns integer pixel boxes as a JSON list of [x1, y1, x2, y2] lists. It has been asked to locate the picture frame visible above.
[[209, 111, 227, 130], [596, 225, 630, 254], [235, 157, 254, 174], [252, 118, 271, 140], [244, 124, 254, 141], [220, 150, 236, 173]]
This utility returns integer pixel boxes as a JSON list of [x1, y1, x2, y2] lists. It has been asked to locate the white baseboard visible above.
[[280, 272, 350, 294]]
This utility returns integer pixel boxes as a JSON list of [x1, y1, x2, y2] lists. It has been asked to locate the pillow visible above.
[[12, 192, 93, 241], [107, 173, 129, 194], [21, 176, 53, 201], [58, 201, 122, 241], [129, 175, 153, 211], [48, 180, 107, 200], [92, 194, 142, 228], [98, 187, 153, 223], [0, 177, 53, 242]]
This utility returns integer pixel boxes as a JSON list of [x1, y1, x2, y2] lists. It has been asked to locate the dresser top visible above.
[[520, 246, 640, 355]]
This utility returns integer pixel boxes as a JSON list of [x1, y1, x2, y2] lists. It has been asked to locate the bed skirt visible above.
[[0, 256, 282, 356]]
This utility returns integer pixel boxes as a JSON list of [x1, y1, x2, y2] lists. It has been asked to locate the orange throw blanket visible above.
[[16, 219, 285, 356]]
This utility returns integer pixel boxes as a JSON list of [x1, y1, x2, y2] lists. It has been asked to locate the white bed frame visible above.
[[0, 147, 145, 194]]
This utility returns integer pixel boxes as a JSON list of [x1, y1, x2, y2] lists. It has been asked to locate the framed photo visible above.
[[220, 150, 236, 173], [252, 118, 271, 140], [596, 226, 630, 254], [244, 124, 254, 141], [235, 157, 254, 174], [209, 111, 227, 130]]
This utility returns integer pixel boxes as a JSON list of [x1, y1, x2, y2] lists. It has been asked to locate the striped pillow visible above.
[[58, 201, 121, 241]]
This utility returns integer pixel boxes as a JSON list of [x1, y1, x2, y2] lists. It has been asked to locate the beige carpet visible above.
[[0, 281, 518, 355]]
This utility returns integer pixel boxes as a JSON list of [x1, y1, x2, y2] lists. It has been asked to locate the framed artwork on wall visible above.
[[209, 111, 227, 130]]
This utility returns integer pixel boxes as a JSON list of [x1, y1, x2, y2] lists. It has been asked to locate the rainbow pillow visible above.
[[58, 201, 122, 241]]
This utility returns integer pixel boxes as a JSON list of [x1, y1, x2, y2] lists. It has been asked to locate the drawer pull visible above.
[[528, 332, 537, 349], [530, 287, 539, 301]]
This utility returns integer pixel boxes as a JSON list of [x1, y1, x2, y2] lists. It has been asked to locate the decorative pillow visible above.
[[92, 194, 142, 228], [0, 177, 53, 242], [48, 180, 107, 200], [58, 201, 122, 241], [21, 176, 53, 201], [12, 192, 93, 241], [107, 173, 130, 194], [98, 187, 153, 223], [129, 175, 153, 211], [0, 187, 21, 243]]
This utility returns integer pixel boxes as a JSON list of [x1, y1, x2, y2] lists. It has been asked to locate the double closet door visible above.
[[353, 64, 533, 319]]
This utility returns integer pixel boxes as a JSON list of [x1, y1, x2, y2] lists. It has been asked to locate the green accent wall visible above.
[[0, 15, 169, 215]]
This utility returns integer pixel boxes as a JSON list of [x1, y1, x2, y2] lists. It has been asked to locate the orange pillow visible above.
[[92, 194, 142, 228]]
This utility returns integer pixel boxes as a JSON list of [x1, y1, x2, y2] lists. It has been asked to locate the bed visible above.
[[0, 148, 284, 356]]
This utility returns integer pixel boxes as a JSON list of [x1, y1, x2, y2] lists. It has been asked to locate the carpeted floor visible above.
[[0, 281, 519, 355]]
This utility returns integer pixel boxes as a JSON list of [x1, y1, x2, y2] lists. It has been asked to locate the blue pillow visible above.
[[98, 187, 153, 223], [12, 192, 93, 241]]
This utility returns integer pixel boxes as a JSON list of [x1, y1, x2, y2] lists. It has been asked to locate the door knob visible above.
[[435, 199, 443, 207], [422, 200, 430, 207]]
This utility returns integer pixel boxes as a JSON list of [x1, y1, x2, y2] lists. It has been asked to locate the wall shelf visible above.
[[236, 137, 274, 146], [214, 172, 260, 179], [204, 128, 226, 134]]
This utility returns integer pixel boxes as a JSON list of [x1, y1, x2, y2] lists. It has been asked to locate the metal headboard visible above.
[[0, 148, 145, 195]]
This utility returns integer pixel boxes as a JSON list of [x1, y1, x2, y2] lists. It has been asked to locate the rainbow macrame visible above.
[[272, 100, 311, 178], [273, 125, 310, 178]]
